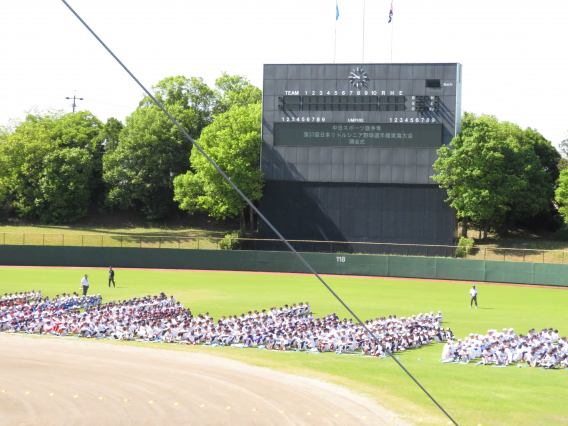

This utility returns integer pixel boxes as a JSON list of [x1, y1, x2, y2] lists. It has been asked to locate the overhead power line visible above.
[[82, 99, 134, 110]]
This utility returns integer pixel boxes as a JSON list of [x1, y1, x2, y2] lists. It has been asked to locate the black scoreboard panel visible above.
[[260, 63, 462, 247], [274, 123, 442, 148], [259, 181, 454, 246], [281, 95, 380, 111], [279, 95, 438, 112]]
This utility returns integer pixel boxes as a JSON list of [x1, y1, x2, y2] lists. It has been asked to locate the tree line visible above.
[[2, 85, 567, 242], [0, 73, 262, 227], [433, 112, 567, 239]]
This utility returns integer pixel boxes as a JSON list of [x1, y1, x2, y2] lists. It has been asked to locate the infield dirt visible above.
[[1, 334, 408, 425]]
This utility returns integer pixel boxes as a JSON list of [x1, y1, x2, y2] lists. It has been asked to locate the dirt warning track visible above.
[[0, 334, 408, 426]]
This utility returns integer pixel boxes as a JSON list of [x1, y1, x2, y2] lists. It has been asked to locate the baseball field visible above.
[[2, 266, 568, 426]]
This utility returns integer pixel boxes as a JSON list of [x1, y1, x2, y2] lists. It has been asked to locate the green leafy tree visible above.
[[100, 117, 124, 152], [558, 132, 568, 173], [0, 116, 57, 218], [556, 130, 568, 223], [140, 76, 216, 138], [0, 110, 104, 222], [35, 148, 93, 224], [502, 134, 552, 225], [140, 74, 261, 137], [555, 169, 568, 223], [49, 111, 103, 151], [433, 114, 506, 238], [173, 103, 263, 225], [103, 104, 193, 220], [518, 127, 560, 182], [23, 108, 62, 127], [50, 111, 105, 206], [0, 184, 7, 220], [558, 132, 568, 158], [433, 113, 552, 238], [213, 72, 262, 114], [493, 121, 555, 227]]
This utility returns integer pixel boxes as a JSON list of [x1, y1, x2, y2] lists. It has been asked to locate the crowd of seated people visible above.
[[441, 328, 568, 369], [7, 289, 563, 369], [1, 290, 43, 304], [1, 292, 180, 337], [1, 291, 100, 311], [1, 290, 452, 358], [8, 289, 563, 368], [230, 310, 449, 357]]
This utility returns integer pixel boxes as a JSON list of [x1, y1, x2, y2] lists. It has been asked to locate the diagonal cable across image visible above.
[[59, 1, 459, 424]]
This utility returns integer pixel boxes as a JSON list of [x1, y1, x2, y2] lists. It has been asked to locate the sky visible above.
[[0, 0, 566, 145]]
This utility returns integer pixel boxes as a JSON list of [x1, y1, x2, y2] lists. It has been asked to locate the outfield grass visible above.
[[2, 267, 568, 426]]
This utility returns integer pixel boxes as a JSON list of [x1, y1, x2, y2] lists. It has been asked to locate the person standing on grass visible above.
[[469, 285, 478, 308], [108, 267, 115, 288], [81, 274, 89, 296]]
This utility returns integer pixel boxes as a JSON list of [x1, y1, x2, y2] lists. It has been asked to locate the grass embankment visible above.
[[2, 267, 568, 425], [0, 213, 238, 249], [455, 226, 568, 264]]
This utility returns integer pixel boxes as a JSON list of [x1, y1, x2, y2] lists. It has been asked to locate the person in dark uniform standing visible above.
[[108, 267, 115, 288]]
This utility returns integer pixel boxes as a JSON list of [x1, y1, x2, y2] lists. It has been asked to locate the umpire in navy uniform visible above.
[[108, 266, 115, 288]]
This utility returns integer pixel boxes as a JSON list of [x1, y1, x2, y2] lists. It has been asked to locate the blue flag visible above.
[[388, 0, 393, 23], [336, 1, 339, 20]]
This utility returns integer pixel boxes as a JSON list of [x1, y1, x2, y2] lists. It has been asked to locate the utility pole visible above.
[[66, 91, 83, 113]]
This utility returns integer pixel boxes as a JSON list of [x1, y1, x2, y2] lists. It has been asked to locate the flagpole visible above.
[[334, 0, 338, 63], [390, 0, 394, 62], [362, 0, 366, 63]]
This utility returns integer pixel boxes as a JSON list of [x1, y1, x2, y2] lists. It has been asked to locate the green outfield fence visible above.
[[1, 245, 568, 286], [1, 232, 568, 264]]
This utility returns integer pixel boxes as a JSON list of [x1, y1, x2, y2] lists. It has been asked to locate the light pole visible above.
[[66, 92, 83, 113]]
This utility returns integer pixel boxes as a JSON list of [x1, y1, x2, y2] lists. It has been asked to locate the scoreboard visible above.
[[259, 63, 462, 247]]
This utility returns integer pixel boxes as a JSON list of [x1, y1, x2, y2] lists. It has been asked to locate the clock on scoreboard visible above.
[[348, 67, 370, 88]]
